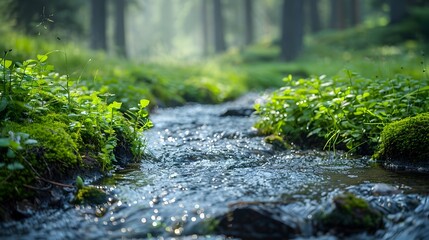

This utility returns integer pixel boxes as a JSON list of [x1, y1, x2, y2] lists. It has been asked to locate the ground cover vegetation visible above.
[[254, 7, 429, 156], [0, 51, 152, 209]]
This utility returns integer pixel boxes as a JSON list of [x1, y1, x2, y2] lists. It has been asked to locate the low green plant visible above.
[[0, 52, 152, 202], [255, 71, 429, 155]]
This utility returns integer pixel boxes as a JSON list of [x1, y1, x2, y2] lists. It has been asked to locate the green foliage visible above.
[[374, 113, 429, 163], [0, 53, 152, 202], [255, 72, 429, 154], [76, 176, 84, 190]]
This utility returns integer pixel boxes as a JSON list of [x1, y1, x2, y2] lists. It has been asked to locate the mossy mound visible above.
[[0, 121, 81, 202], [73, 186, 108, 205], [318, 193, 383, 234], [375, 113, 429, 163]]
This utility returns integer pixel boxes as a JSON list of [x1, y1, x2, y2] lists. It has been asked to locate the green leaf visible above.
[[45, 64, 55, 71], [0, 163, 5, 168], [0, 138, 11, 147], [139, 99, 150, 108], [7, 162, 24, 171], [37, 54, 48, 63], [6, 149, 16, 158], [76, 176, 84, 189], [8, 141, 22, 150], [2, 59, 12, 69], [109, 101, 122, 110], [24, 139, 38, 145]]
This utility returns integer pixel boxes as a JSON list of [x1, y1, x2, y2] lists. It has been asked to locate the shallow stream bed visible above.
[[1, 93, 429, 239]]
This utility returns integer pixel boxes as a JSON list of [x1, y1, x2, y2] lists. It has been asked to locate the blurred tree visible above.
[[201, 0, 210, 56], [349, 0, 361, 27], [348, 0, 362, 26], [306, 0, 321, 33], [280, 0, 304, 61], [114, 0, 127, 57], [213, 0, 226, 53], [389, 0, 407, 24], [90, 0, 107, 51], [0, 0, 84, 35], [244, 0, 254, 45], [160, 0, 174, 51], [329, 0, 346, 29]]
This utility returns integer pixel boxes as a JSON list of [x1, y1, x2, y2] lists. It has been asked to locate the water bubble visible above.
[[141, 218, 147, 223], [174, 227, 183, 235]]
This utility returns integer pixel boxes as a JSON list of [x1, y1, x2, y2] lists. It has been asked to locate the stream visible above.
[[1, 93, 429, 239]]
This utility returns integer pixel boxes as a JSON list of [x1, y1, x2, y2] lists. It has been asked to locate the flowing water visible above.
[[1, 93, 429, 239]]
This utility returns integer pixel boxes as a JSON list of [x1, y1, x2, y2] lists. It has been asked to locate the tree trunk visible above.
[[308, 0, 321, 33], [90, 0, 107, 51], [201, 0, 210, 56], [329, 0, 346, 29], [350, 0, 361, 27], [213, 0, 226, 53], [244, 0, 254, 45], [161, 0, 174, 51], [114, 0, 127, 57], [280, 0, 304, 61], [389, 0, 407, 24]]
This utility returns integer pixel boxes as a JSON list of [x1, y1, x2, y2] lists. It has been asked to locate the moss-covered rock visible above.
[[317, 193, 383, 234], [375, 113, 429, 163], [264, 134, 291, 150], [73, 186, 108, 205], [0, 121, 81, 203]]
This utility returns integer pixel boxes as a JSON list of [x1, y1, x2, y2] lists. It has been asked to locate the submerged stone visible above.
[[215, 205, 298, 239]]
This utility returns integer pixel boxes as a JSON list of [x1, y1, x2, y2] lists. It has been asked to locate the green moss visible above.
[[73, 186, 108, 205], [375, 113, 429, 163], [264, 134, 291, 150], [318, 193, 383, 234], [0, 120, 80, 202], [9, 121, 80, 167]]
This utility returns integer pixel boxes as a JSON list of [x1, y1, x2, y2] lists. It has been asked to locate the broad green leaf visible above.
[[0, 163, 5, 168], [0, 98, 7, 112], [76, 176, 84, 189], [109, 101, 122, 110], [46, 64, 55, 71], [23, 59, 37, 66], [37, 54, 48, 63], [7, 162, 24, 170], [139, 99, 150, 108], [1, 59, 12, 69], [8, 141, 22, 150], [6, 149, 16, 158], [0, 138, 11, 147], [24, 139, 38, 145]]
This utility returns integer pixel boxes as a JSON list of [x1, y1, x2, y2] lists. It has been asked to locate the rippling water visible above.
[[1, 93, 429, 239]]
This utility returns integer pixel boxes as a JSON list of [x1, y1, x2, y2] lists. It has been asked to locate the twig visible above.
[[35, 176, 74, 188]]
